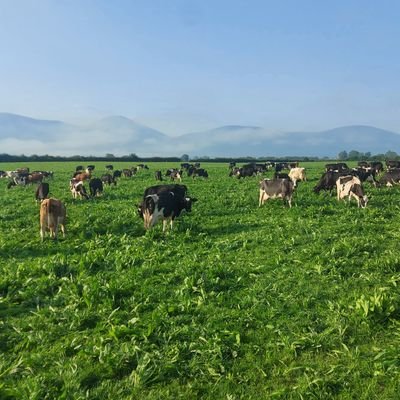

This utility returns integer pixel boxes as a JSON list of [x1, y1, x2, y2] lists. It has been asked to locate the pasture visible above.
[[1, 161, 400, 399]]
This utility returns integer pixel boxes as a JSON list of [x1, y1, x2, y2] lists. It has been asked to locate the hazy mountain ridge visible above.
[[0, 112, 399, 157]]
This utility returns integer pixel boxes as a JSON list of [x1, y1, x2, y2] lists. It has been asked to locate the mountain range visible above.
[[1, 112, 400, 157]]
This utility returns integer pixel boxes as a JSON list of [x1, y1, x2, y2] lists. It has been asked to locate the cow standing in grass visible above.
[[40, 198, 66, 241]]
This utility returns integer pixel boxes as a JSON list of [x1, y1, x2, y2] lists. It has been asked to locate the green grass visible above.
[[1, 161, 400, 399]]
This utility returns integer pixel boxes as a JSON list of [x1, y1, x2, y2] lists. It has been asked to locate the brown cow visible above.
[[40, 198, 66, 241], [73, 172, 91, 182]]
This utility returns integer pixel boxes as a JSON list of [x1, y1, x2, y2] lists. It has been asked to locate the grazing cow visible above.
[[351, 168, 377, 187], [235, 166, 256, 178], [229, 161, 236, 169], [122, 169, 133, 177], [325, 163, 349, 172], [113, 170, 122, 179], [101, 174, 117, 186], [370, 161, 383, 173], [192, 168, 208, 179], [139, 190, 197, 231], [155, 170, 163, 181], [194, 162, 201, 168], [89, 178, 103, 197], [40, 198, 66, 241], [70, 179, 89, 199], [314, 171, 351, 194], [86, 165, 95, 172], [337, 178, 368, 208], [259, 179, 295, 208], [386, 160, 400, 170], [105, 164, 114, 171], [76, 165, 84, 172], [288, 162, 299, 169], [335, 175, 361, 200], [35, 182, 49, 202], [181, 163, 191, 170], [378, 170, 400, 186], [288, 167, 307, 187], [358, 161, 370, 168], [16, 167, 29, 174]]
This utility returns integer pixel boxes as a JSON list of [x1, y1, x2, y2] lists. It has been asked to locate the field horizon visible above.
[[1, 161, 400, 399]]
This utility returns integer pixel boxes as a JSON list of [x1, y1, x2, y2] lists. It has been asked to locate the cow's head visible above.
[[184, 197, 198, 212]]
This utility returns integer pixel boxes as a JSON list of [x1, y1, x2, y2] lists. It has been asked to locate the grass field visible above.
[[1, 161, 400, 399]]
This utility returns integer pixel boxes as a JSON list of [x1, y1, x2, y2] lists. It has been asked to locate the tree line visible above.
[[337, 150, 399, 161]]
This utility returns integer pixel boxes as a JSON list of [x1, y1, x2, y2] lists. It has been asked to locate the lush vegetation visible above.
[[1, 161, 400, 399]]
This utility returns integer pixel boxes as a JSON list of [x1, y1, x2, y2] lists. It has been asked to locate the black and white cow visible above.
[[35, 182, 49, 202], [378, 170, 400, 186], [89, 178, 103, 197], [101, 174, 117, 186], [259, 178, 295, 208], [138, 184, 196, 231], [105, 164, 114, 171], [337, 176, 368, 208], [325, 163, 349, 172], [70, 179, 89, 199]]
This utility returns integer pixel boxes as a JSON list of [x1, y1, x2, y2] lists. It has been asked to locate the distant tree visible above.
[[385, 150, 399, 160], [180, 154, 189, 162], [337, 150, 348, 160], [105, 153, 115, 158], [348, 150, 361, 160]]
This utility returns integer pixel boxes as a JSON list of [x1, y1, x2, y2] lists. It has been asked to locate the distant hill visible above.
[[0, 112, 399, 157]]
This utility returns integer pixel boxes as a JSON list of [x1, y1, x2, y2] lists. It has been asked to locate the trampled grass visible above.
[[1, 161, 400, 399]]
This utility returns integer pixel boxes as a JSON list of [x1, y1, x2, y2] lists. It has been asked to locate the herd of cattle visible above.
[[2, 160, 400, 240]]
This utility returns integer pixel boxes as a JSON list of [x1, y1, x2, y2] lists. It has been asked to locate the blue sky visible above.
[[1, 0, 400, 135]]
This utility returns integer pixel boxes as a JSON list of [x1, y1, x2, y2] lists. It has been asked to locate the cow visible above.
[[386, 160, 400, 170], [274, 162, 289, 173], [35, 182, 49, 202], [337, 177, 368, 208], [139, 190, 197, 231], [314, 171, 351, 194], [325, 163, 349, 172], [76, 165, 84, 172], [194, 162, 201, 168], [70, 179, 89, 199], [170, 170, 182, 182], [288, 162, 299, 169], [259, 179, 295, 208], [155, 170, 163, 181], [378, 170, 400, 186], [113, 170, 122, 179], [351, 168, 377, 187], [105, 164, 114, 171], [335, 175, 361, 200], [235, 166, 256, 178], [86, 165, 95, 172], [89, 178, 103, 197], [39, 198, 66, 241], [142, 184, 188, 198], [16, 167, 29, 174], [274, 173, 290, 180], [370, 161, 384, 173], [73, 172, 91, 182], [101, 174, 117, 186], [192, 168, 208, 179], [357, 161, 370, 168], [181, 163, 191, 170], [122, 169, 133, 178], [228, 161, 236, 169], [288, 167, 307, 187]]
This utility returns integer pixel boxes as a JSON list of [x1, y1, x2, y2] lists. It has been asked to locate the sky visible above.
[[1, 0, 400, 135]]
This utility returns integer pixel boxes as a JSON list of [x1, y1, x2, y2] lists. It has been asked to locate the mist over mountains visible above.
[[1, 112, 400, 158]]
